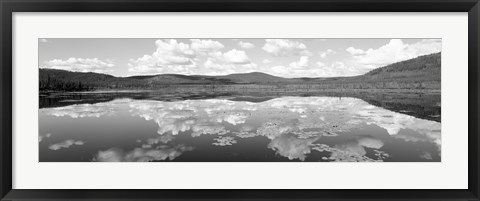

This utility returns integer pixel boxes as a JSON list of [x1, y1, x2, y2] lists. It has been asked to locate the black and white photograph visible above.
[[38, 38, 441, 162]]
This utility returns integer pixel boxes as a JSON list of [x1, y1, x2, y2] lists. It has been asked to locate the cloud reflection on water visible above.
[[93, 145, 193, 162], [40, 96, 441, 162], [313, 137, 387, 162], [39, 99, 131, 118], [49, 139, 85, 150]]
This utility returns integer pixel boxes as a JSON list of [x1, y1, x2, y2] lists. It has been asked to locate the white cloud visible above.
[[267, 61, 360, 78], [346, 47, 365, 55], [319, 49, 336, 58], [128, 39, 198, 75], [123, 38, 442, 77], [222, 49, 251, 64], [203, 59, 237, 75], [42, 38, 441, 78], [262, 39, 308, 56], [268, 65, 321, 78], [203, 59, 257, 75], [190, 39, 224, 53], [348, 39, 441, 70], [263, 55, 370, 78], [241, 63, 258, 69], [315, 61, 362, 77], [127, 39, 256, 75], [289, 56, 309, 69], [201, 49, 256, 75], [262, 59, 272, 64], [203, 58, 223, 69], [238, 41, 255, 49], [41, 57, 115, 74], [156, 39, 196, 56], [269, 66, 290, 77]]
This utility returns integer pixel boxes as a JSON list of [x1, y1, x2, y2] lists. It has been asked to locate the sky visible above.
[[39, 38, 441, 78]]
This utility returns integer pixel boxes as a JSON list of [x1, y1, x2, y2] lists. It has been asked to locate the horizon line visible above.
[[39, 68, 365, 79]]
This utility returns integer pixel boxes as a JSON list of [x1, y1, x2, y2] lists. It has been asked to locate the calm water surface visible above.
[[39, 93, 441, 162]]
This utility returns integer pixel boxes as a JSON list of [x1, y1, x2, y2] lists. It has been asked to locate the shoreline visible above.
[[40, 88, 441, 94]]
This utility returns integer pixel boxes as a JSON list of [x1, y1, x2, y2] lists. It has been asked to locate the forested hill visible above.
[[39, 69, 147, 91], [354, 52, 440, 88], [293, 52, 441, 89], [362, 52, 440, 80], [39, 52, 441, 92]]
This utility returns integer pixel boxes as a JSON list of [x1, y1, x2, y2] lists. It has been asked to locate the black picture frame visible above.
[[1, 0, 479, 200]]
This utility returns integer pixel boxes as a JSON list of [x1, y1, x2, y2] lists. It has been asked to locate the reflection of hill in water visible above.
[[40, 91, 440, 123], [328, 92, 440, 122]]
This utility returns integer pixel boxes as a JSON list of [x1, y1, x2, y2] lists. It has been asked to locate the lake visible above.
[[39, 92, 441, 162]]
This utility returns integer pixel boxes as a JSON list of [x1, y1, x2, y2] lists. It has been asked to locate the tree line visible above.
[[39, 74, 91, 91]]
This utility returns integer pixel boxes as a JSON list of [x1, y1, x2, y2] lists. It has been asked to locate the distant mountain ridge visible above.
[[39, 52, 441, 91]]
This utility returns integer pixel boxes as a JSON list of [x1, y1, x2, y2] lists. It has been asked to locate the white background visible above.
[[12, 13, 468, 189]]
